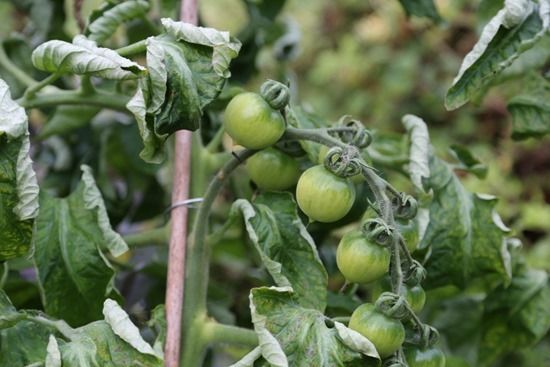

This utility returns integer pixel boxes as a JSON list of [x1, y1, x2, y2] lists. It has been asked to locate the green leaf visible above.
[[248, 286, 380, 367], [508, 88, 550, 140], [0, 289, 25, 329], [33, 165, 127, 326], [161, 18, 242, 78], [0, 78, 39, 261], [420, 154, 512, 288], [232, 192, 328, 311], [449, 144, 488, 178], [479, 268, 550, 366], [1, 296, 162, 366], [86, 0, 150, 43], [446, 1, 549, 110], [0, 319, 52, 365], [39, 105, 101, 139], [402, 114, 431, 192], [55, 299, 162, 366], [32, 35, 145, 79], [397, 0, 441, 22], [286, 105, 327, 163], [127, 21, 241, 162]]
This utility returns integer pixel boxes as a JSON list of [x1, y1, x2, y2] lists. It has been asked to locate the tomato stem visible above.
[[116, 39, 148, 57], [0, 43, 37, 88]]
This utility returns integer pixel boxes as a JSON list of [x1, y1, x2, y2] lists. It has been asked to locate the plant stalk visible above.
[[18, 90, 129, 111], [0, 44, 37, 88], [181, 149, 256, 366]]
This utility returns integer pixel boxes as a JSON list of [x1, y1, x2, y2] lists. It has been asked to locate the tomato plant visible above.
[[0, 1, 548, 367]]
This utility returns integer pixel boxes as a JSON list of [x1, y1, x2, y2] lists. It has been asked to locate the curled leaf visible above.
[[87, 0, 150, 43], [161, 18, 241, 78], [32, 35, 145, 79], [446, 1, 549, 109], [402, 114, 430, 193], [103, 299, 160, 358]]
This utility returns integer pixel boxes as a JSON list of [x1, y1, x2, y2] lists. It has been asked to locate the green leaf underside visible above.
[[508, 92, 550, 140], [33, 166, 127, 326], [127, 20, 241, 162], [86, 0, 150, 43], [1, 295, 161, 366], [244, 287, 379, 367], [32, 35, 145, 79], [397, 0, 441, 21], [402, 114, 430, 192], [421, 154, 511, 288], [0, 78, 38, 261], [39, 105, 101, 139], [446, 3, 548, 110], [233, 192, 328, 311]]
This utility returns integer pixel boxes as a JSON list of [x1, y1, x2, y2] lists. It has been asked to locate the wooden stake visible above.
[[164, 1, 197, 366]]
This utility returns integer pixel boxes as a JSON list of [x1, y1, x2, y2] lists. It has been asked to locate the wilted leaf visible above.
[[232, 192, 328, 311], [508, 90, 550, 140], [86, 0, 150, 43], [32, 35, 145, 79], [446, 1, 549, 109], [127, 21, 241, 162], [103, 299, 160, 358], [33, 165, 127, 326], [248, 286, 379, 367], [0, 78, 39, 261], [421, 154, 512, 288], [402, 114, 431, 192]]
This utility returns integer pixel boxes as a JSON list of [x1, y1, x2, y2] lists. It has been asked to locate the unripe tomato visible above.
[[397, 219, 419, 253], [405, 285, 426, 313], [296, 165, 355, 223], [404, 347, 446, 367], [349, 303, 405, 358], [246, 148, 301, 190], [336, 231, 390, 284], [224, 92, 285, 149]]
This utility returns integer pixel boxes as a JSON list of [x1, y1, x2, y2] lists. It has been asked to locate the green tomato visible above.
[[246, 148, 301, 190], [405, 285, 426, 313], [296, 165, 355, 223], [397, 219, 419, 253], [404, 347, 446, 367], [336, 231, 390, 284], [349, 303, 405, 358], [224, 92, 285, 149]]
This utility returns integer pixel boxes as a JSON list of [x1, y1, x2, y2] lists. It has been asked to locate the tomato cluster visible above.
[[224, 90, 443, 364], [224, 91, 358, 223]]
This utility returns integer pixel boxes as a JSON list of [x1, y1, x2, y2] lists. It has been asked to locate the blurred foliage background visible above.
[[0, 0, 548, 365], [199, 0, 550, 264]]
